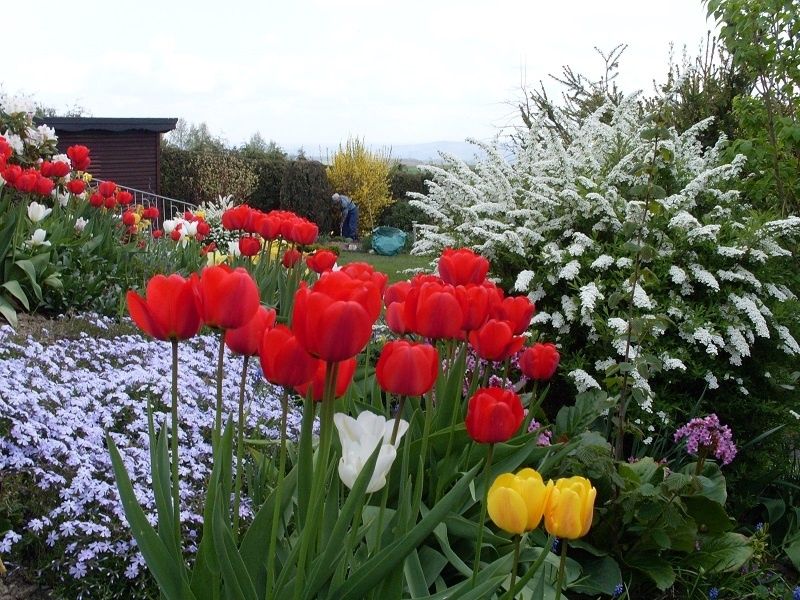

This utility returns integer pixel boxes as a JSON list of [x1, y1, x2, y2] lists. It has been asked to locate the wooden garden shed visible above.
[[41, 117, 177, 194]]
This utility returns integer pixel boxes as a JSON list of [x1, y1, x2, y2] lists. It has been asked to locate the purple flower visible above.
[[674, 414, 737, 465], [612, 583, 624, 598], [708, 587, 719, 600]]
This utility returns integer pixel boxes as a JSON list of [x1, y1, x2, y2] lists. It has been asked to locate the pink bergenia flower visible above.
[[674, 413, 737, 465]]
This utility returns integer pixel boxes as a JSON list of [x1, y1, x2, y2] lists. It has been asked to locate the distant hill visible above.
[[293, 140, 488, 165]]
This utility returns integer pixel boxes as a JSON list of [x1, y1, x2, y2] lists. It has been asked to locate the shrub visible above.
[[389, 163, 429, 199], [377, 199, 429, 234], [160, 147, 258, 204], [245, 155, 287, 212], [410, 95, 800, 472], [327, 137, 392, 235], [279, 158, 338, 234]]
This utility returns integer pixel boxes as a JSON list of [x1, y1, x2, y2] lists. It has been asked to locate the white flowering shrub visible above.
[[410, 95, 800, 435]]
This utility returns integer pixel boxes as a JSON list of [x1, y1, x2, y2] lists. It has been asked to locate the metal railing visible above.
[[94, 180, 197, 222]]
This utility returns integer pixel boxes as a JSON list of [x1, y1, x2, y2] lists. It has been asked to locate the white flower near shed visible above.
[[25, 228, 50, 248], [27, 201, 52, 223]]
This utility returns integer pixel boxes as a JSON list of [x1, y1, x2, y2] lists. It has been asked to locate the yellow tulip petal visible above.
[[488, 486, 528, 535]]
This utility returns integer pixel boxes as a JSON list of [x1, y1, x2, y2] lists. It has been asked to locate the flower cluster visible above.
[[0, 315, 293, 582], [159, 210, 211, 243], [674, 414, 737, 465], [487, 468, 596, 540], [221, 204, 319, 253]]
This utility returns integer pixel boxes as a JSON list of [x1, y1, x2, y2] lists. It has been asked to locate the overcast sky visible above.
[[4, 0, 714, 148]]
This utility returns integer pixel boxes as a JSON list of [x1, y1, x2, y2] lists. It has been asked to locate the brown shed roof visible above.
[[38, 117, 178, 133]]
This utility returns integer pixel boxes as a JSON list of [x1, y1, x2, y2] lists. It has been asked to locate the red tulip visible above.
[[239, 236, 261, 257], [66, 179, 86, 195], [117, 190, 133, 206], [306, 250, 338, 274], [98, 181, 117, 198], [196, 220, 210, 238], [465, 387, 524, 443], [89, 192, 104, 208], [404, 282, 465, 340], [260, 325, 320, 387], [41, 161, 70, 178], [291, 271, 381, 362], [126, 274, 201, 341], [170, 229, 182, 241], [225, 306, 277, 356], [290, 220, 318, 245], [221, 204, 253, 230], [376, 341, 439, 396], [468, 319, 524, 362], [67, 145, 91, 171], [458, 284, 492, 331], [152, 229, 164, 239], [103, 196, 117, 209], [438, 248, 489, 286], [122, 211, 137, 226], [385, 302, 409, 335], [340, 262, 388, 296], [192, 265, 261, 330], [491, 296, 535, 335], [1, 165, 22, 186], [282, 248, 302, 268], [294, 358, 357, 401], [520, 343, 560, 381], [384, 281, 411, 307], [143, 206, 159, 220], [256, 213, 282, 240], [34, 176, 54, 196]]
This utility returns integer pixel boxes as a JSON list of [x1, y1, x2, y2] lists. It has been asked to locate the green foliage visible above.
[[388, 164, 429, 199], [706, 0, 800, 215], [279, 158, 338, 234], [244, 155, 288, 213], [160, 147, 258, 204]]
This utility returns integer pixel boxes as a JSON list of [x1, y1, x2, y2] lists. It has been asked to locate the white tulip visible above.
[[25, 229, 51, 248], [27, 201, 52, 223], [333, 411, 409, 493], [162, 219, 177, 234], [74, 217, 89, 233], [227, 240, 241, 257], [184, 221, 198, 238]]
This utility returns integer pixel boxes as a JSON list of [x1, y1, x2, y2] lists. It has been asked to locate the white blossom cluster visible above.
[[410, 94, 800, 420]]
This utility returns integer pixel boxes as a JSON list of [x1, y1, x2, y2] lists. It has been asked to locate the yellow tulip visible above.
[[544, 476, 596, 540], [487, 468, 553, 535]]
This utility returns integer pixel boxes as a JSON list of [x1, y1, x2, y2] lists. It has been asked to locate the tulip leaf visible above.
[[296, 395, 316, 531], [414, 552, 510, 600], [0, 200, 18, 264], [191, 421, 235, 600], [569, 555, 622, 596], [107, 434, 196, 600], [404, 549, 429, 598], [300, 441, 382, 599], [433, 522, 471, 577], [418, 547, 448, 589], [2, 280, 28, 310], [238, 466, 298, 586], [0, 295, 18, 329], [211, 487, 258, 600], [13, 259, 42, 301], [330, 463, 480, 600], [149, 415, 177, 556]]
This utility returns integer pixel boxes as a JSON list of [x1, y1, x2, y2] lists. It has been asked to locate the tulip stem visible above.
[[266, 389, 290, 596], [213, 333, 226, 445], [170, 340, 181, 544], [554, 538, 568, 600], [231, 355, 250, 541], [294, 361, 339, 600], [522, 381, 539, 434], [506, 535, 522, 598], [507, 534, 554, 598], [471, 443, 495, 587]]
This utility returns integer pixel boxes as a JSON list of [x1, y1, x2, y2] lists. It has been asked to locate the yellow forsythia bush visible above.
[[327, 137, 392, 235]]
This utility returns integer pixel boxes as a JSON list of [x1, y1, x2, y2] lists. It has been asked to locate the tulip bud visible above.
[[465, 387, 524, 444]]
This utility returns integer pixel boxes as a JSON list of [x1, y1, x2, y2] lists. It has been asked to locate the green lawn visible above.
[[337, 251, 434, 283]]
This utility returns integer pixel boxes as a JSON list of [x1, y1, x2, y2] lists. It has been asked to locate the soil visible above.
[[0, 573, 51, 600]]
